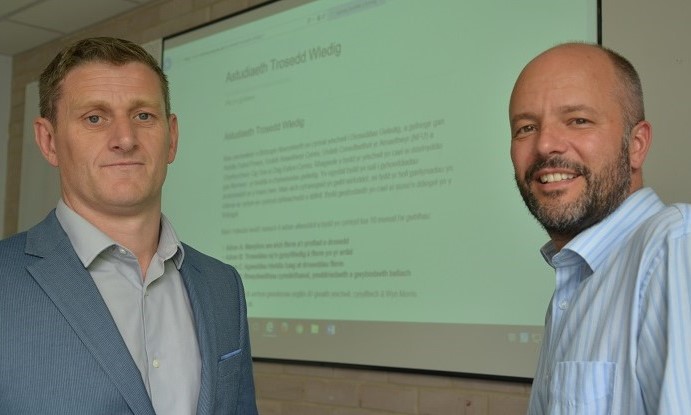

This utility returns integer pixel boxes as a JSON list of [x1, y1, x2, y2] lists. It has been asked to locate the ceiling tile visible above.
[[0, 0, 37, 17], [0, 20, 60, 55], [11, 0, 139, 33]]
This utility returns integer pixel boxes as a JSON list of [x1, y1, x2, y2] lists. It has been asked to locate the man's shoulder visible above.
[[181, 242, 239, 274], [0, 231, 32, 292], [1, 211, 62, 252], [179, 243, 247, 301], [615, 203, 691, 269], [670, 202, 691, 229], [0, 230, 28, 249], [634, 202, 691, 242], [0, 231, 29, 266]]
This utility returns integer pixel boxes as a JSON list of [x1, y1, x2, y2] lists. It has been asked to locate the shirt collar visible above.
[[55, 200, 185, 269], [540, 187, 665, 272], [159, 214, 185, 268]]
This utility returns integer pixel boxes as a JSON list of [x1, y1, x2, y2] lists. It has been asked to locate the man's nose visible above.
[[535, 123, 567, 157], [109, 118, 137, 152]]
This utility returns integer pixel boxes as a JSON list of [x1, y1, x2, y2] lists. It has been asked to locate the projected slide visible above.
[[163, 0, 597, 377]]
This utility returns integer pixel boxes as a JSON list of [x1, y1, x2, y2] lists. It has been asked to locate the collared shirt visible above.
[[56, 201, 201, 415], [527, 188, 691, 414]]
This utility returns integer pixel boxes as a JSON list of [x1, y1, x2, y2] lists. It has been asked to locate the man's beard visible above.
[[515, 137, 632, 240]]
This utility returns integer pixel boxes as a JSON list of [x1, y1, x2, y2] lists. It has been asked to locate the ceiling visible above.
[[0, 0, 157, 56]]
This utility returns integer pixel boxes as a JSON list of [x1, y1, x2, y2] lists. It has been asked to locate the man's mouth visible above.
[[539, 173, 576, 184]]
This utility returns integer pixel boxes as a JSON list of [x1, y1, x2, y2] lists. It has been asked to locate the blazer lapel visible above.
[[25, 214, 156, 415], [179, 259, 218, 415]]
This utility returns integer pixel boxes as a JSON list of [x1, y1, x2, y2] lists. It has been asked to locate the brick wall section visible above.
[[5, 0, 533, 412], [254, 361, 530, 414]]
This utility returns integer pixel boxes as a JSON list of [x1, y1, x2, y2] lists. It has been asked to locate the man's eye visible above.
[[137, 113, 151, 121], [87, 115, 100, 124], [514, 124, 536, 138]]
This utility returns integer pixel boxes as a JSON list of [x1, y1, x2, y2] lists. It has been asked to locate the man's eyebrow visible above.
[[510, 105, 598, 125], [72, 98, 162, 111], [558, 104, 598, 115], [65, 101, 108, 118], [130, 98, 162, 109], [510, 112, 538, 127]]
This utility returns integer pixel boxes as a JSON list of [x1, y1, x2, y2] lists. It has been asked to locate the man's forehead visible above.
[[60, 62, 162, 98], [63, 60, 156, 82], [517, 45, 614, 87], [511, 49, 617, 103]]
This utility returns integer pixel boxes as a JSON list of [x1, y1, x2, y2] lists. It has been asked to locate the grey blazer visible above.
[[0, 211, 258, 414]]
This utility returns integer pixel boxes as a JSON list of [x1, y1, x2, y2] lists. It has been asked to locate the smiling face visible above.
[[34, 61, 178, 219], [509, 44, 650, 248]]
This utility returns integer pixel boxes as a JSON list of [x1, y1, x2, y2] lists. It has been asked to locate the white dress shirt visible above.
[[528, 188, 691, 414]]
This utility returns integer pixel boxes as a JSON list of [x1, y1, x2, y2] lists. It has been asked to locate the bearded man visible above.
[[509, 43, 691, 414]]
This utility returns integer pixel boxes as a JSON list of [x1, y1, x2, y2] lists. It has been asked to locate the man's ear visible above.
[[34, 117, 59, 167], [167, 114, 179, 164], [628, 120, 652, 170]]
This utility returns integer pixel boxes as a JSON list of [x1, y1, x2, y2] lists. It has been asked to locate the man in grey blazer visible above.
[[0, 37, 258, 414]]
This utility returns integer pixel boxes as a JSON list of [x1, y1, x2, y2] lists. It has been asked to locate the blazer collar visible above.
[[179, 253, 218, 415]]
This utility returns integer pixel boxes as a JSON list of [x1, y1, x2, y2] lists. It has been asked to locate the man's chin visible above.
[[531, 198, 587, 232], [532, 182, 583, 201]]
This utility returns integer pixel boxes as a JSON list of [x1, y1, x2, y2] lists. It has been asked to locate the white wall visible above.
[[602, 1, 691, 203], [0, 54, 11, 237], [18, 81, 60, 232]]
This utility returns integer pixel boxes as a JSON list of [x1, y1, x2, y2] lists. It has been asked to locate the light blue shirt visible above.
[[56, 201, 201, 415], [528, 188, 691, 414]]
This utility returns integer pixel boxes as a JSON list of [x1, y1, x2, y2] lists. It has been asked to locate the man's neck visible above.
[[66, 201, 162, 277], [549, 235, 571, 252], [100, 214, 161, 277]]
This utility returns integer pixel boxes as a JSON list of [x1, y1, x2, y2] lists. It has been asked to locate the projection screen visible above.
[[162, 0, 598, 378]]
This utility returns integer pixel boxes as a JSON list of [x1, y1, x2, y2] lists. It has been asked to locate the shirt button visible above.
[[152, 359, 160, 368], [558, 299, 569, 310], [118, 247, 127, 255]]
